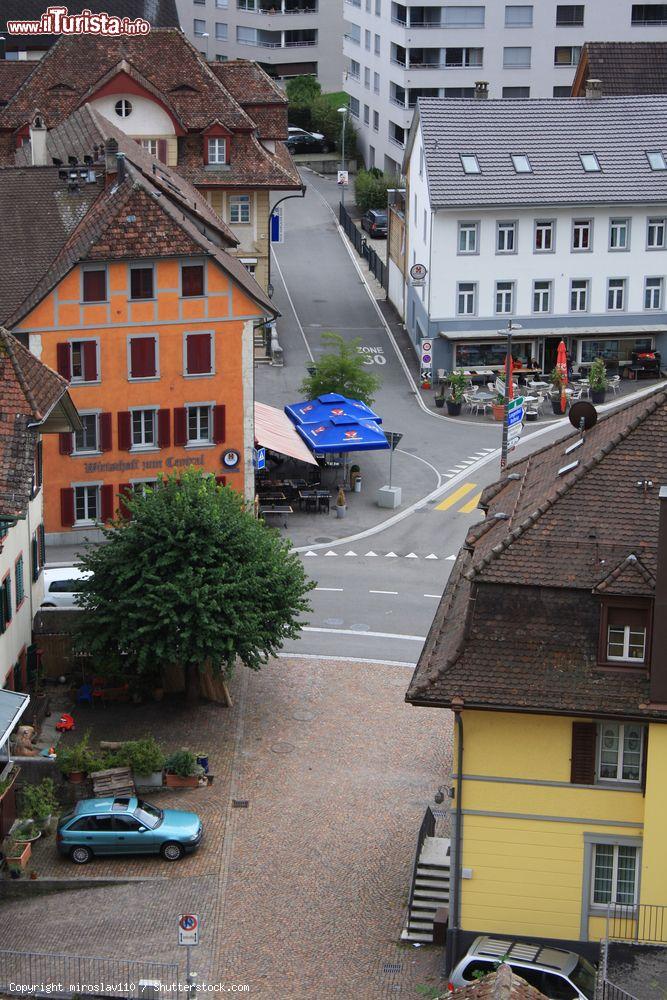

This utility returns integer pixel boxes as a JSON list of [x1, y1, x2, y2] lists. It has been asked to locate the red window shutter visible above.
[[82, 340, 98, 381], [570, 722, 597, 785], [174, 407, 187, 446], [99, 412, 112, 452], [157, 139, 168, 163], [118, 411, 132, 451], [100, 484, 114, 522], [60, 488, 75, 527], [213, 404, 226, 444], [38, 524, 45, 566], [215, 476, 226, 487], [59, 432, 73, 456], [129, 337, 157, 379], [118, 483, 132, 520], [182, 265, 204, 297], [186, 333, 212, 375], [56, 342, 71, 379], [83, 269, 106, 302], [158, 408, 171, 448]]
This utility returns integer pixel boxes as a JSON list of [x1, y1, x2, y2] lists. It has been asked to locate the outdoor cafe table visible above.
[[298, 489, 331, 512], [257, 491, 286, 501], [259, 504, 293, 527]]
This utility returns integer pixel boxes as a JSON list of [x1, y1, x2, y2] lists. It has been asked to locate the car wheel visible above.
[[70, 845, 92, 864], [161, 841, 184, 861]]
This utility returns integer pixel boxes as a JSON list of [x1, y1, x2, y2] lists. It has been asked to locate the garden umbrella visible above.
[[556, 339, 568, 414], [294, 415, 390, 453], [285, 393, 382, 426]]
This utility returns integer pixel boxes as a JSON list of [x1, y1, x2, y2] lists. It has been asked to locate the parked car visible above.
[[361, 209, 388, 238], [41, 566, 90, 608], [57, 797, 203, 863], [288, 125, 324, 141], [285, 133, 332, 154], [449, 936, 596, 1000]]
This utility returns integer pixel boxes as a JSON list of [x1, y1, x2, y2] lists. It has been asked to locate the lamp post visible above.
[[499, 320, 522, 472], [337, 106, 348, 207], [201, 31, 209, 59]]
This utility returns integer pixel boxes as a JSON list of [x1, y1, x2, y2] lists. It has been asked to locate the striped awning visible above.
[[254, 401, 319, 466]]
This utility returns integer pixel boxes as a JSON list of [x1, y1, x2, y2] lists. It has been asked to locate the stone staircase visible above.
[[253, 324, 271, 363], [401, 835, 451, 943]]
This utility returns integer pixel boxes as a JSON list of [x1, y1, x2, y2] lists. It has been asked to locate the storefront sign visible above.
[[83, 454, 207, 474]]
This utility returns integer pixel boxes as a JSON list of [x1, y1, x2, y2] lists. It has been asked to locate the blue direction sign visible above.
[[508, 407, 523, 427], [254, 447, 266, 471]]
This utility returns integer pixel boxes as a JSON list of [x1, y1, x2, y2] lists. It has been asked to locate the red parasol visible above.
[[556, 340, 568, 414]]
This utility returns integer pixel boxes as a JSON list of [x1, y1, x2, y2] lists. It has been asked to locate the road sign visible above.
[[384, 431, 403, 450], [337, 170, 349, 186], [410, 263, 427, 285], [179, 914, 199, 946], [508, 395, 524, 411], [507, 407, 523, 427], [254, 447, 266, 471]]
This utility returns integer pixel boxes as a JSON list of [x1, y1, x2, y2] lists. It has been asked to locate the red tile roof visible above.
[[0, 62, 34, 107], [208, 59, 288, 140], [576, 42, 667, 96], [406, 386, 667, 720]]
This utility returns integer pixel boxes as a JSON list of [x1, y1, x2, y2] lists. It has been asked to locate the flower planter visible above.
[[421, 381, 431, 390], [492, 404, 505, 421], [134, 770, 164, 789], [434, 396, 446, 409], [446, 400, 462, 416], [5, 841, 31, 869], [590, 389, 606, 404], [335, 505, 346, 519], [164, 773, 199, 788], [67, 770, 85, 784], [551, 398, 568, 415]]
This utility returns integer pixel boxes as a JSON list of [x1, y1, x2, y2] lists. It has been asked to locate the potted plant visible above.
[[164, 749, 204, 788], [56, 732, 105, 783], [335, 487, 347, 519], [434, 391, 446, 408], [588, 357, 608, 404], [421, 378, 432, 390], [3, 837, 31, 870], [446, 370, 468, 416], [492, 394, 506, 421], [19, 778, 59, 835], [11, 819, 41, 844], [120, 738, 166, 788], [549, 367, 568, 415]]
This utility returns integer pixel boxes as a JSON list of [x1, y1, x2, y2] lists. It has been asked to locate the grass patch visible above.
[[319, 91, 348, 109]]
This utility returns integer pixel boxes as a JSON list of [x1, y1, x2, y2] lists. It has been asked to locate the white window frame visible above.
[[130, 407, 158, 451], [591, 843, 640, 907], [505, 5, 534, 28], [598, 721, 645, 784], [69, 337, 100, 385], [496, 220, 517, 253], [606, 278, 626, 312], [457, 282, 477, 316], [647, 216, 666, 250], [644, 276, 664, 310], [609, 218, 630, 251], [572, 219, 593, 252], [495, 280, 515, 315], [532, 279, 552, 313], [73, 411, 100, 455], [73, 483, 101, 526], [208, 137, 227, 165], [534, 219, 555, 253], [570, 278, 589, 312], [458, 221, 479, 255], [141, 138, 159, 157], [606, 624, 647, 663], [186, 403, 214, 446], [229, 193, 251, 225]]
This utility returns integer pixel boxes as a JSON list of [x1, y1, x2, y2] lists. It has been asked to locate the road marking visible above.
[[435, 482, 477, 511], [324, 550, 338, 556], [302, 626, 426, 641], [446, 554, 457, 561], [316, 587, 344, 592], [459, 490, 483, 514], [365, 550, 378, 557], [270, 247, 314, 362], [279, 652, 417, 667], [424, 593, 441, 598], [304, 550, 318, 557], [370, 589, 398, 595], [344, 550, 357, 556], [425, 553, 439, 560], [385, 551, 398, 557], [405, 552, 418, 558]]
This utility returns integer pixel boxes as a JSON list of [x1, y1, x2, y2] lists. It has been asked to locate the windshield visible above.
[[570, 958, 596, 999], [134, 801, 163, 829]]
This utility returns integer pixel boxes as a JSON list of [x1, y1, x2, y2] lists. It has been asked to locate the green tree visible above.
[[300, 332, 381, 406], [354, 168, 392, 212], [286, 74, 321, 105], [310, 97, 357, 156], [75, 471, 314, 699]]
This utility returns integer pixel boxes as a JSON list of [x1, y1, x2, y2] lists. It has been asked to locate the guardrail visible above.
[[606, 903, 667, 944], [338, 203, 386, 289], [0, 950, 180, 999]]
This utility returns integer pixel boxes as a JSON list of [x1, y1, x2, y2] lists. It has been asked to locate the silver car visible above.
[[449, 936, 596, 1000]]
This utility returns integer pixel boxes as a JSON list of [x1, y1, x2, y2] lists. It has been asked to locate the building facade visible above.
[[399, 93, 667, 377], [343, 0, 667, 175], [176, 0, 344, 90], [407, 387, 667, 965]]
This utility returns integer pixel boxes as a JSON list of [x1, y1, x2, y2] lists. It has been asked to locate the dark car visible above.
[[285, 133, 332, 154], [361, 209, 388, 238]]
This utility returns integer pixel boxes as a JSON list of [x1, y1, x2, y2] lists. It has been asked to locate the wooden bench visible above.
[[90, 766, 135, 798]]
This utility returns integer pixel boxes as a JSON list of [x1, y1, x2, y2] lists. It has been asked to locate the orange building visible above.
[[0, 119, 275, 543]]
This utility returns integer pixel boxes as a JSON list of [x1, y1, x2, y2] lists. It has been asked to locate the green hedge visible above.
[[354, 169, 392, 212]]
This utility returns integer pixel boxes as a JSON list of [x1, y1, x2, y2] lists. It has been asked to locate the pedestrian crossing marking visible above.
[[459, 490, 483, 514], [435, 482, 477, 511], [304, 550, 318, 557]]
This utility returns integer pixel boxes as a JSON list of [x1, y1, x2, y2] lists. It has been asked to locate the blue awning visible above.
[[295, 416, 390, 453], [285, 393, 382, 427]]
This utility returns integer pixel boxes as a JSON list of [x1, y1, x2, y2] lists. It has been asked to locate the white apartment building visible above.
[[177, 0, 345, 89], [400, 94, 667, 378], [343, 0, 667, 175]]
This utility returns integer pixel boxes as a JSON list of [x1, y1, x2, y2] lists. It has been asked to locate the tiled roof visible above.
[[414, 95, 667, 208], [449, 965, 548, 1000], [406, 386, 667, 719], [580, 42, 667, 96], [178, 130, 301, 189], [0, 29, 254, 132], [0, 327, 71, 520], [0, 62, 34, 107], [209, 59, 287, 106]]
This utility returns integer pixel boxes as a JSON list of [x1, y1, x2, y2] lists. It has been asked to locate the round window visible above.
[[114, 99, 133, 118]]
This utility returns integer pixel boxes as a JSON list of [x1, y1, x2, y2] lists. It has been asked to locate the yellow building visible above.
[[407, 386, 667, 968]]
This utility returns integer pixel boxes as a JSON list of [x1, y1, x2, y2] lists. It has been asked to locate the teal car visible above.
[[57, 796, 203, 864]]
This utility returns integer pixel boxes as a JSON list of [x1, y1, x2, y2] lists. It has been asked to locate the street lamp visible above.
[[201, 31, 209, 59], [498, 320, 522, 471], [337, 106, 348, 207]]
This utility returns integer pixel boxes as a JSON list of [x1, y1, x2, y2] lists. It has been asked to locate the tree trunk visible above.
[[184, 662, 201, 702]]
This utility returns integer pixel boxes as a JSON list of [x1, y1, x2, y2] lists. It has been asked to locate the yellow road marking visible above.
[[435, 483, 477, 511], [459, 490, 483, 514]]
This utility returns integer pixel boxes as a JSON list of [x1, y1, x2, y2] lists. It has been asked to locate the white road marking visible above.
[[405, 552, 418, 558], [369, 590, 398, 595], [316, 587, 344, 592], [424, 594, 441, 598], [279, 652, 416, 667], [302, 626, 426, 641], [446, 554, 457, 561], [385, 551, 398, 557], [303, 551, 318, 557], [344, 550, 357, 556], [425, 554, 439, 560], [365, 551, 378, 557], [270, 247, 314, 362], [324, 550, 338, 557]]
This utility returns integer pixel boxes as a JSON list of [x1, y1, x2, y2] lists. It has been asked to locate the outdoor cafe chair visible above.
[[608, 375, 621, 395]]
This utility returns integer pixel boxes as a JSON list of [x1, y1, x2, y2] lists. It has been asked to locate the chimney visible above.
[[117, 152, 126, 182], [474, 81, 489, 100], [104, 137, 119, 180], [29, 111, 48, 166], [651, 486, 667, 703], [585, 78, 602, 99]]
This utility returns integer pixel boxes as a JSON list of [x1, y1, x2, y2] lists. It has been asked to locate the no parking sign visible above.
[[420, 339, 433, 381], [179, 913, 199, 946]]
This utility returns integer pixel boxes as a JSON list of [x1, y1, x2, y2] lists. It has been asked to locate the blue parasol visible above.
[[294, 415, 390, 453], [285, 393, 382, 427]]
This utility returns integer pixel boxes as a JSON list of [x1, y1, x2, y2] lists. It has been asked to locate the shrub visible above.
[[286, 74, 321, 105], [56, 732, 107, 776], [19, 778, 59, 821], [164, 749, 202, 778], [354, 169, 392, 212], [107, 738, 166, 776]]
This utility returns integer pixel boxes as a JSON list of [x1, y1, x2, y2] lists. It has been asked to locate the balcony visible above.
[[248, 0, 318, 11]]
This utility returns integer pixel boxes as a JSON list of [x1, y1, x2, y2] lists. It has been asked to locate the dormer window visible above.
[[598, 602, 650, 667], [207, 138, 227, 164]]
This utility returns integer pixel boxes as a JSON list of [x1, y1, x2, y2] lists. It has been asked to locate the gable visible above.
[[593, 553, 656, 596], [87, 70, 181, 134], [85, 184, 204, 261]]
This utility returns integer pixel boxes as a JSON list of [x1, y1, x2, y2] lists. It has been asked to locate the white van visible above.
[[41, 567, 90, 609]]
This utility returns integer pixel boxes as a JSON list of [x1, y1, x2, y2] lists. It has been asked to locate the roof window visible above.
[[460, 154, 481, 174], [647, 150, 667, 171], [557, 460, 579, 476], [579, 153, 601, 172], [511, 154, 532, 173], [565, 438, 584, 455]]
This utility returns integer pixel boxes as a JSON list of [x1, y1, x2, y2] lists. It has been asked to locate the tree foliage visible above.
[[75, 471, 314, 697], [285, 74, 321, 105], [354, 168, 392, 212], [300, 332, 381, 406]]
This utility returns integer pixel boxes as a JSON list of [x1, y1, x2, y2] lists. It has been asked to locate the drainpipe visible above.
[[447, 699, 465, 977]]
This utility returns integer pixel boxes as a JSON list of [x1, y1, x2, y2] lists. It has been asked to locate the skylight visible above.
[[511, 154, 532, 173], [647, 150, 667, 171], [557, 460, 580, 476], [565, 438, 584, 455], [460, 154, 481, 174], [579, 153, 601, 172]]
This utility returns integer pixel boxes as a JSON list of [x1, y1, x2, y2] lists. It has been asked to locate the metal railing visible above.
[[606, 903, 667, 944], [407, 806, 437, 913], [601, 982, 638, 1000], [339, 203, 387, 289], [0, 950, 180, 998]]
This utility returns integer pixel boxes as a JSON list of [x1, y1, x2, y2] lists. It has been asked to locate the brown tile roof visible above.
[[406, 386, 667, 720], [448, 965, 548, 1000], [578, 42, 667, 96], [0, 62, 34, 107], [208, 60, 288, 140], [178, 130, 301, 189], [0, 327, 72, 520]]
